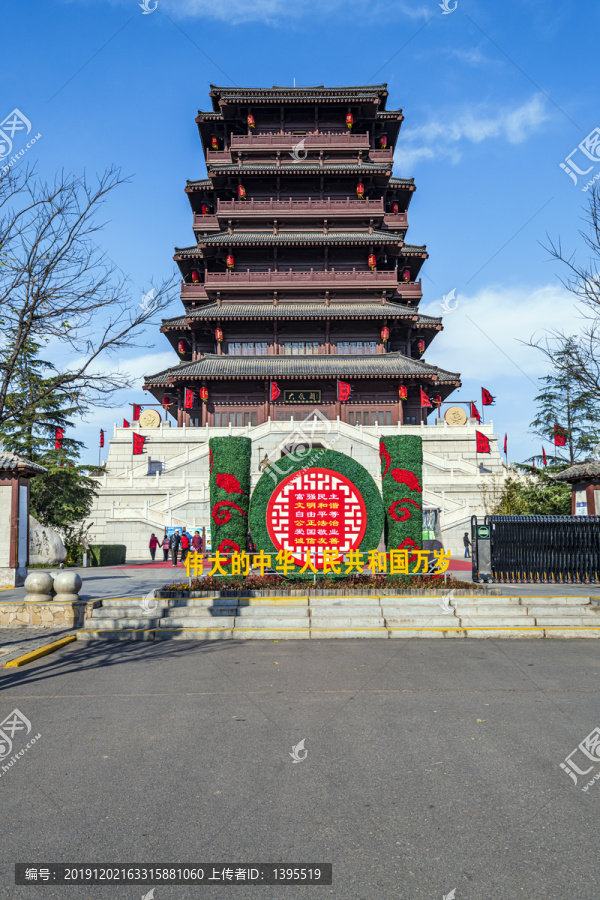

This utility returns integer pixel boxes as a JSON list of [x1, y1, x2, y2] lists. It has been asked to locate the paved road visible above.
[[0, 638, 598, 899]]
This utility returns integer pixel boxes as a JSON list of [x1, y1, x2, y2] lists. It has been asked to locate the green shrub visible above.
[[89, 544, 126, 566], [209, 436, 252, 554], [380, 435, 423, 552]]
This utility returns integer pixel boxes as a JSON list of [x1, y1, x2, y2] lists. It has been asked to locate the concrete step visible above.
[[159, 616, 236, 628], [235, 617, 310, 628], [310, 627, 389, 638], [155, 627, 234, 640], [308, 606, 383, 617], [525, 606, 600, 616], [77, 629, 153, 641], [164, 606, 237, 618], [91, 606, 164, 619], [82, 617, 160, 630], [385, 616, 460, 627], [457, 616, 537, 626], [456, 605, 532, 616], [533, 616, 600, 626], [310, 617, 385, 628], [235, 606, 309, 617], [237, 597, 310, 607], [513, 596, 596, 605], [310, 596, 381, 607], [388, 626, 466, 638], [169, 597, 239, 608]]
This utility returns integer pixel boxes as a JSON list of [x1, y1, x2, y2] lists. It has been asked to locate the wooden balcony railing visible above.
[[230, 132, 370, 150], [216, 197, 385, 216], [202, 269, 417, 290]]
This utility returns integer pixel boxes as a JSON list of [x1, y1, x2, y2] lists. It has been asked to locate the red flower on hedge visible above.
[[216, 472, 246, 495], [379, 442, 391, 478], [398, 538, 418, 551], [209, 447, 214, 473], [389, 498, 421, 522], [218, 539, 240, 553], [391, 468, 422, 493], [212, 500, 247, 525]]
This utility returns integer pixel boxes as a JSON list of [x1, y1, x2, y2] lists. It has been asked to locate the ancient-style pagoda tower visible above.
[[144, 84, 460, 426]]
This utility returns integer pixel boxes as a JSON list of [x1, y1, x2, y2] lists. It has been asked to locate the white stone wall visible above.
[[85, 417, 508, 560]]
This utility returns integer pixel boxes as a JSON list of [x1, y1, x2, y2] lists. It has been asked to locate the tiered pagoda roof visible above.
[[144, 83, 460, 426]]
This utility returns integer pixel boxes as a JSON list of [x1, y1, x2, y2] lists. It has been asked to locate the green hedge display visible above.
[[209, 436, 251, 554], [249, 448, 384, 577], [379, 435, 423, 552], [89, 544, 126, 566]]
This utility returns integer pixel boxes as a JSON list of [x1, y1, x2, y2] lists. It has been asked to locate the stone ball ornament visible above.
[[52, 570, 83, 603], [24, 571, 54, 602]]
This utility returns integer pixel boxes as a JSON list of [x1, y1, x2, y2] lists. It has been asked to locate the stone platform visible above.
[[76, 593, 600, 640]]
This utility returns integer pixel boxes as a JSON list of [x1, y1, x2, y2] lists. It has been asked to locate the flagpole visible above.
[[481, 387, 484, 425]]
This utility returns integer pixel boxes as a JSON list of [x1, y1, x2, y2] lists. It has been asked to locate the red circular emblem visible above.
[[266, 467, 367, 569]]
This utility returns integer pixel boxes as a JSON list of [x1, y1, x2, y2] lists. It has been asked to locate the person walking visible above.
[[180, 530, 190, 563], [191, 530, 202, 552], [161, 533, 170, 562], [463, 532, 471, 558], [169, 529, 181, 567], [149, 533, 159, 561]]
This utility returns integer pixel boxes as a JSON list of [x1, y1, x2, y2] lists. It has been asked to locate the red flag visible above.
[[542, 446, 547, 466], [533, 459, 536, 469], [133, 434, 146, 455], [337, 380, 352, 402], [554, 425, 567, 447], [503, 433, 507, 455], [482, 387, 495, 406], [132, 404, 141, 421], [420, 388, 432, 408], [123, 419, 130, 428], [270, 381, 280, 402], [100, 429, 105, 448], [54, 427, 64, 450], [470, 402, 481, 423], [476, 430, 490, 453], [184, 389, 195, 409]]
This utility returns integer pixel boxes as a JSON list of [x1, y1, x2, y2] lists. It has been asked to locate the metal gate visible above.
[[471, 515, 600, 583]]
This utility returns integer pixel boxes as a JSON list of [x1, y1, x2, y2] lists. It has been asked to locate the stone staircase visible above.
[[76, 594, 600, 640]]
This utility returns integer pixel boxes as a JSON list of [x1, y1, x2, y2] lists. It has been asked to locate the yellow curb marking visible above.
[[5, 635, 77, 667]]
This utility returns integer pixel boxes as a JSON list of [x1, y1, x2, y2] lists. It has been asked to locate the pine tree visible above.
[[0, 333, 98, 529], [0, 333, 83, 462], [529, 340, 600, 467]]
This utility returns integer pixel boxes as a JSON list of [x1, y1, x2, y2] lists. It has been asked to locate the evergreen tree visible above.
[[529, 340, 600, 466], [0, 333, 99, 529]]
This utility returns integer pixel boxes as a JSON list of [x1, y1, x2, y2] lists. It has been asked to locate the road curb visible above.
[[5, 635, 77, 667]]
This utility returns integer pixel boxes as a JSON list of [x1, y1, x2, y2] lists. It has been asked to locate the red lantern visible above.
[[199, 387, 209, 403], [211, 136, 218, 150], [201, 204, 209, 216], [380, 135, 387, 149], [162, 396, 171, 407], [391, 201, 399, 214], [356, 182, 365, 199], [417, 339, 425, 355], [398, 385, 408, 400], [226, 254, 234, 269], [237, 184, 247, 200], [433, 395, 442, 408], [368, 253, 376, 270], [191, 269, 199, 283], [178, 340, 188, 354], [215, 328, 223, 342], [346, 113, 353, 129], [381, 326, 389, 343], [247, 114, 255, 129], [401, 267, 411, 282]]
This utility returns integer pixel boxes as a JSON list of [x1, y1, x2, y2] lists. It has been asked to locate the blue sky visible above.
[[3, 0, 599, 465]]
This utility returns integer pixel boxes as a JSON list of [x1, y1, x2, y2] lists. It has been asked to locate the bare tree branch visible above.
[[0, 165, 178, 427]]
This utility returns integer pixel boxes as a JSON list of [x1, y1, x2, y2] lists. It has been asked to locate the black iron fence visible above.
[[472, 515, 600, 583]]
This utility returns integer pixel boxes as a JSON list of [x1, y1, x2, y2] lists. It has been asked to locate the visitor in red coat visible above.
[[149, 533, 159, 561], [191, 530, 202, 552], [180, 531, 191, 562]]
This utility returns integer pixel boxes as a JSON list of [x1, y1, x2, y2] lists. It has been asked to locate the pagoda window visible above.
[[283, 341, 320, 355], [227, 341, 269, 355], [348, 409, 392, 427], [336, 341, 377, 355]]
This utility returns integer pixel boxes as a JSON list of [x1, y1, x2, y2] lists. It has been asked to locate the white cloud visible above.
[[421, 283, 578, 382], [395, 94, 551, 170]]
